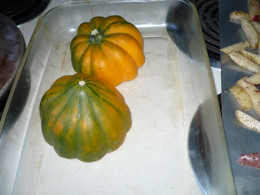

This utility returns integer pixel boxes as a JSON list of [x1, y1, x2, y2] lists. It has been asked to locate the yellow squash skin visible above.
[[39, 73, 132, 162], [70, 15, 145, 86]]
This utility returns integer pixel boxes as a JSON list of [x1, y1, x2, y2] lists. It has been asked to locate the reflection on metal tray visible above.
[[0, 0, 234, 194], [188, 93, 222, 195]]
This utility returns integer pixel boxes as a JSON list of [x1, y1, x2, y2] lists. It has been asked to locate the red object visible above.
[[238, 153, 260, 168], [252, 15, 260, 22]]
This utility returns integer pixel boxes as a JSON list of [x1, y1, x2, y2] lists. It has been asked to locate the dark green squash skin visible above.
[[39, 73, 131, 162]]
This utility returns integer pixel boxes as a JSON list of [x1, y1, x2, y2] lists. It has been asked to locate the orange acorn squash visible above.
[[39, 73, 132, 162], [70, 15, 145, 86]]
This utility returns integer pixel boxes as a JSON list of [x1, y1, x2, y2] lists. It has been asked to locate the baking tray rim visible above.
[[0, 0, 234, 194]]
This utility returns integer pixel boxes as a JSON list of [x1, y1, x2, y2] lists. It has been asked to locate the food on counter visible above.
[[230, 73, 260, 132], [238, 153, 260, 169], [222, 1, 260, 72], [224, 0, 260, 172], [241, 18, 259, 48], [252, 21, 260, 54], [235, 110, 260, 133], [230, 73, 260, 111], [245, 72, 260, 84], [237, 76, 260, 116], [70, 15, 145, 87], [252, 15, 260, 22], [248, 0, 260, 21], [220, 41, 250, 54], [230, 85, 252, 110], [224, 1, 260, 133], [228, 51, 260, 72], [252, 21, 260, 33], [230, 11, 250, 22], [240, 49, 260, 64], [228, 9, 259, 48], [40, 73, 132, 162]]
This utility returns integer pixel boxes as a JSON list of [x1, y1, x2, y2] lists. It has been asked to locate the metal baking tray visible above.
[[220, 0, 260, 194], [0, 0, 234, 194]]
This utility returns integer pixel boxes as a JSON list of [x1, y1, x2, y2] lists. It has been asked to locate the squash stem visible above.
[[79, 80, 86, 86], [90, 29, 103, 43]]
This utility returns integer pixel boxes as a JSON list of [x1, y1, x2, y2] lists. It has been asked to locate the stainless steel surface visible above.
[[0, 0, 232, 194], [220, 0, 260, 194]]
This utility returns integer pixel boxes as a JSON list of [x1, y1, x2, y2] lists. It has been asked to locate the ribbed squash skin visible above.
[[39, 73, 132, 162], [70, 15, 145, 86]]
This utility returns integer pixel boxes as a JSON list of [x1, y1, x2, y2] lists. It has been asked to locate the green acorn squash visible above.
[[39, 73, 132, 162]]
